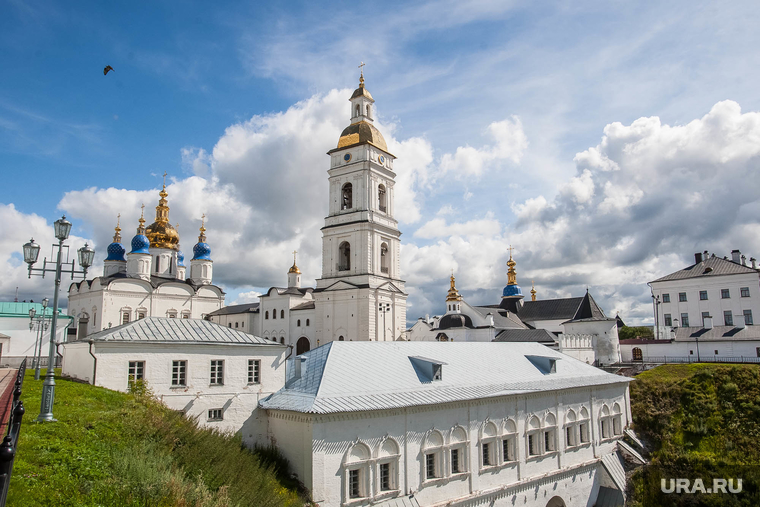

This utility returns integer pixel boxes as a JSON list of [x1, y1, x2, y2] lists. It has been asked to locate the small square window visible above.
[[248, 359, 260, 384], [662, 293, 671, 303], [714, 350, 719, 355], [690, 350, 694, 355], [724, 311, 733, 326], [699, 290, 708, 300], [721, 289, 730, 299], [679, 293, 687, 302], [741, 287, 751, 298], [208, 408, 223, 421]]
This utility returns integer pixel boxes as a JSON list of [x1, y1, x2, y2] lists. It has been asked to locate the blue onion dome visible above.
[[191, 215, 211, 260], [502, 284, 523, 298], [105, 217, 127, 261], [130, 212, 151, 254], [177, 250, 185, 267]]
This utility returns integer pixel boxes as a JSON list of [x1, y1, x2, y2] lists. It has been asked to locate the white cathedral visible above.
[[208, 72, 407, 354], [67, 184, 224, 337]]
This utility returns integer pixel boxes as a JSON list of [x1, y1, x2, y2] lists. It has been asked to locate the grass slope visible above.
[[9, 371, 304, 507], [629, 364, 760, 506]]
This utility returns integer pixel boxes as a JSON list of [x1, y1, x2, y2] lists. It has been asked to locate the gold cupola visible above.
[[145, 175, 180, 251], [531, 280, 537, 301], [289, 250, 301, 274], [446, 273, 462, 302]]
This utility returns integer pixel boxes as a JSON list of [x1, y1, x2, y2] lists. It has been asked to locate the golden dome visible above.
[[288, 250, 301, 274], [145, 183, 180, 251], [446, 274, 462, 302], [336, 121, 388, 152]]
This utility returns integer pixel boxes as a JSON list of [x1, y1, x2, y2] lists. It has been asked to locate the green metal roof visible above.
[[0, 302, 70, 319]]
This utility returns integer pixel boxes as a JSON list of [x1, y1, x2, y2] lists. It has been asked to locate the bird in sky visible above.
[[103, 65, 114, 76]]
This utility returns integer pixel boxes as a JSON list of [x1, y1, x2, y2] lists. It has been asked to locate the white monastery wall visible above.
[[620, 339, 760, 362], [0, 314, 71, 357]]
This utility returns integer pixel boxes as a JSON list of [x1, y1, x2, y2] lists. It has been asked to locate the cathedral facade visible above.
[[68, 185, 224, 337]]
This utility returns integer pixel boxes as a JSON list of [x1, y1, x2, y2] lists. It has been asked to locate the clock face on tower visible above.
[[378, 155, 385, 164], [344, 153, 351, 163]]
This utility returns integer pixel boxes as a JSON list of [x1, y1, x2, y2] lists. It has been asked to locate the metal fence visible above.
[[640, 356, 760, 364], [0, 356, 60, 369], [0, 358, 27, 506]]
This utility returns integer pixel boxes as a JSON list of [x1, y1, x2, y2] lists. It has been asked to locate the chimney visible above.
[[752, 257, 757, 269], [486, 313, 495, 326], [742, 254, 747, 266], [735, 314, 746, 329], [293, 356, 304, 380], [704, 250, 709, 259], [704, 316, 713, 329], [694, 252, 703, 264], [732, 249, 741, 263]]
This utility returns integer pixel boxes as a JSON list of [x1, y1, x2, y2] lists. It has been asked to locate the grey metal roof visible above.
[[207, 303, 259, 316], [673, 325, 760, 341], [260, 342, 630, 414], [493, 329, 557, 343], [601, 452, 627, 498], [85, 317, 277, 345], [291, 301, 316, 311], [517, 297, 585, 321], [471, 306, 526, 329], [651, 255, 759, 283]]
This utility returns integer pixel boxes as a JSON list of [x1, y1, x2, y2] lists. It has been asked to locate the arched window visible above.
[[375, 437, 400, 494], [378, 184, 386, 212], [155, 256, 160, 272], [339, 336, 344, 341], [544, 413, 557, 453], [273, 310, 276, 320], [579, 407, 590, 443], [565, 409, 578, 448], [341, 183, 353, 210], [600, 405, 611, 439], [281, 309, 285, 319], [343, 442, 370, 501], [78, 314, 89, 339], [526, 416, 541, 456], [355, 104, 360, 118], [265, 311, 269, 319], [296, 337, 310, 355], [339, 242, 351, 271], [297, 319, 301, 326], [632, 347, 643, 361], [612, 403, 623, 435], [502, 419, 517, 462], [280, 337, 285, 344], [449, 426, 468, 474], [422, 430, 444, 481], [366, 104, 371, 117], [480, 421, 498, 468], [306, 319, 310, 326], [380, 242, 389, 274]]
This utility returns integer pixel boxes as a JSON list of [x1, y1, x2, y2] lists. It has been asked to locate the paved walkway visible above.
[[0, 368, 18, 434]]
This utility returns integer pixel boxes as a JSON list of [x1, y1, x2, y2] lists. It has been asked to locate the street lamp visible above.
[[378, 302, 391, 342], [23, 215, 93, 422], [28, 298, 50, 380]]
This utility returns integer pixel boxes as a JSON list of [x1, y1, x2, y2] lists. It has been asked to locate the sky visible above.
[[3, 0, 760, 325]]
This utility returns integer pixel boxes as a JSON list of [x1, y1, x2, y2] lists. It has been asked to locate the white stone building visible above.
[[61, 317, 287, 435], [0, 301, 72, 363], [68, 186, 224, 338], [209, 75, 407, 353], [408, 256, 620, 365], [649, 250, 760, 335], [258, 341, 633, 507]]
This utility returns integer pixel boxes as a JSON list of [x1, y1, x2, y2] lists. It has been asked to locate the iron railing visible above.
[[638, 356, 760, 364], [0, 358, 27, 506]]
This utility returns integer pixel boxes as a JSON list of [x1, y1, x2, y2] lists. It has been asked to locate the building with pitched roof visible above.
[[62, 317, 287, 435], [257, 341, 632, 507], [408, 255, 621, 365], [649, 250, 760, 334], [0, 301, 72, 363], [68, 187, 224, 339]]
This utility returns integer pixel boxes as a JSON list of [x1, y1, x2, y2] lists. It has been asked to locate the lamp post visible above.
[[22, 216, 94, 422], [28, 298, 50, 380], [378, 302, 391, 342]]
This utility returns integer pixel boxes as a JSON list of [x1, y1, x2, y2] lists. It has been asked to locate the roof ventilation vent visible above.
[[703, 267, 713, 274], [526, 355, 558, 375], [409, 356, 446, 383]]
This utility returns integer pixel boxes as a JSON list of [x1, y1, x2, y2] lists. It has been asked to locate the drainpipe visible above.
[[54, 316, 74, 368], [88, 340, 97, 385]]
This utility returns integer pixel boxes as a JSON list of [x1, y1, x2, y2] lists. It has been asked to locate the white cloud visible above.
[[232, 290, 262, 304]]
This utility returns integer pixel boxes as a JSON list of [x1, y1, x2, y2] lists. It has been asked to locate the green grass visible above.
[[629, 363, 760, 506], [8, 370, 305, 507]]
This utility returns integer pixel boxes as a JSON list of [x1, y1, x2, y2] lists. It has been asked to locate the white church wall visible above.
[[63, 341, 286, 435], [620, 339, 760, 362], [61, 341, 95, 382], [563, 320, 621, 365]]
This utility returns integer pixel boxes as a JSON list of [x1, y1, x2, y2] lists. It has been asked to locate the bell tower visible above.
[[313, 70, 407, 343]]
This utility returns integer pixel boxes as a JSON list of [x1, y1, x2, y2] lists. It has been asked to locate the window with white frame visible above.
[[210, 360, 224, 385], [208, 408, 223, 421], [502, 419, 517, 462], [662, 293, 670, 303], [128, 361, 144, 386], [600, 405, 612, 439], [422, 430, 444, 480], [543, 413, 557, 453], [449, 426, 468, 475], [679, 292, 687, 302], [741, 287, 751, 298], [664, 313, 672, 326], [171, 360, 186, 387], [122, 311, 130, 325], [248, 359, 260, 384], [375, 437, 400, 495], [565, 409, 578, 448], [579, 407, 590, 444], [343, 442, 371, 501], [612, 403, 623, 435], [724, 311, 733, 326], [721, 288, 730, 299], [744, 309, 754, 325], [526, 416, 541, 456], [480, 421, 498, 468]]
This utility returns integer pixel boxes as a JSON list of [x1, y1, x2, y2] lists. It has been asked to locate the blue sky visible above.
[[4, 0, 760, 324]]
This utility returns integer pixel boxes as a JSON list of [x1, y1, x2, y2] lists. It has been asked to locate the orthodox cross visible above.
[[358, 61, 365, 73], [293, 250, 298, 262], [162, 171, 167, 187], [140, 204, 145, 218], [507, 245, 515, 257]]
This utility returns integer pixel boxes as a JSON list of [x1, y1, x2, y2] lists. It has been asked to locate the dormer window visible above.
[[409, 356, 446, 382], [526, 355, 558, 374], [432, 364, 442, 381]]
